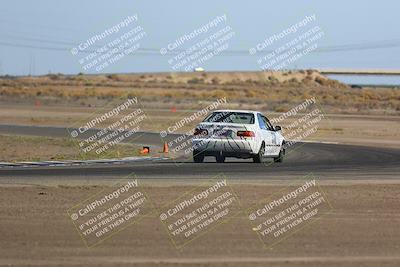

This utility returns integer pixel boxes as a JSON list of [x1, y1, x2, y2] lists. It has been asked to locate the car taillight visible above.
[[194, 128, 208, 136], [237, 131, 255, 137]]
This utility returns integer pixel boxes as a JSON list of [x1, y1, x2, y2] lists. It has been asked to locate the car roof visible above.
[[212, 109, 260, 114]]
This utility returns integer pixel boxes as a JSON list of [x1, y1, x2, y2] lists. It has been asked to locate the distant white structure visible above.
[[194, 67, 205, 72]]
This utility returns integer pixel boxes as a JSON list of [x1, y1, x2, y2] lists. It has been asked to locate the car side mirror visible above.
[[275, 126, 282, 131]]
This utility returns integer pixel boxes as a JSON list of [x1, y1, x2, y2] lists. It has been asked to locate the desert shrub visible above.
[[211, 77, 221, 85], [315, 76, 326, 86], [211, 89, 227, 98], [245, 90, 257, 98], [268, 76, 279, 84], [47, 73, 62, 80], [187, 78, 204, 84], [315, 76, 346, 88], [274, 106, 289, 112], [106, 74, 121, 81]]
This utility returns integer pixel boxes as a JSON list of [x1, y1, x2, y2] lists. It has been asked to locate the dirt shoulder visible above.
[[0, 134, 141, 162], [0, 182, 399, 266]]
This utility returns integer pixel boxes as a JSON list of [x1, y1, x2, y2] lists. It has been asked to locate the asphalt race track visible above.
[[0, 132, 398, 181]]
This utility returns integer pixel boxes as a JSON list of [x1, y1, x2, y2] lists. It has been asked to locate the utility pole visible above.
[[32, 53, 35, 76], [29, 54, 32, 76]]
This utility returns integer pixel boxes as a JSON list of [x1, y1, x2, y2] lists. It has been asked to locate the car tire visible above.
[[273, 144, 285, 163], [253, 143, 265, 163], [216, 153, 225, 163], [193, 152, 204, 163]]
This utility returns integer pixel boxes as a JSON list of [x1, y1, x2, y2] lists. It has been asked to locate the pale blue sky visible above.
[[0, 0, 399, 75]]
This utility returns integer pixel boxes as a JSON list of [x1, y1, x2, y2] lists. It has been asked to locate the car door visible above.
[[263, 115, 281, 155], [257, 113, 273, 155]]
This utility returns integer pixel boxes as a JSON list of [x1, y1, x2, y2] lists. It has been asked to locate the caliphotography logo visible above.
[[1, 1, 399, 267]]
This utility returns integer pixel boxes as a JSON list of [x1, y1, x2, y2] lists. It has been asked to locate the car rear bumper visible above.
[[192, 138, 257, 155]]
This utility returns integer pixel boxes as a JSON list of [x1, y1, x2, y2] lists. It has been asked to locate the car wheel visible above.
[[193, 152, 204, 163], [253, 143, 265, 163], [216, 154, 225, 163], [273, 145, 285, 163]]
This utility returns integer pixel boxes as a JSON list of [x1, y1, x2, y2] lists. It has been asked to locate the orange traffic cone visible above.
[[162, 142, 169, 153], [139, 146, 150, 154]]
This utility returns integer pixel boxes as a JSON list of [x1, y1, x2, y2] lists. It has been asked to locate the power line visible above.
[[1, 38, 400, 56]]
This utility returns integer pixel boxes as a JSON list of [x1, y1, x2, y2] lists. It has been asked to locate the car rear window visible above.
[[204, 112, 255, 124]]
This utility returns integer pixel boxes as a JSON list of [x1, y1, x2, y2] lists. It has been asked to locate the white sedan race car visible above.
[[191, 110, 285, 163]]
